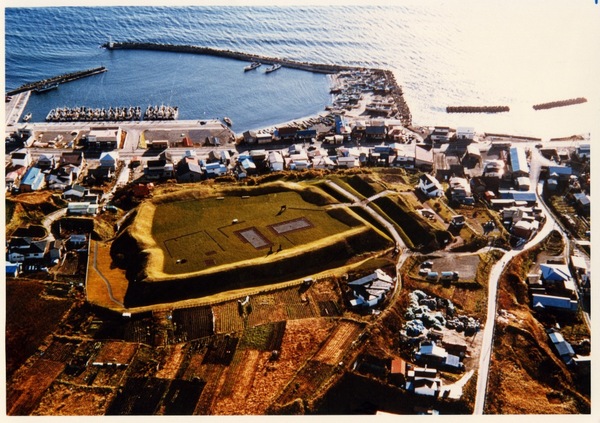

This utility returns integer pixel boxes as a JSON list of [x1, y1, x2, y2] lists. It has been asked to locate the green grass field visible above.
[[134, 189, 378, 278]]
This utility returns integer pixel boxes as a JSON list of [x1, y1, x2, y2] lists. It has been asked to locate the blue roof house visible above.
[[20, 167, 45, 192]]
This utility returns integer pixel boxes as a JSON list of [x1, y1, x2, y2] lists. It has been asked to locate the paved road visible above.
[[323, 180, 405, 250], [473, 147, 569, 414]]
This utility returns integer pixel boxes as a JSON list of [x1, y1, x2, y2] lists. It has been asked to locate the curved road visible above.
[[473, 147, 568, 414]]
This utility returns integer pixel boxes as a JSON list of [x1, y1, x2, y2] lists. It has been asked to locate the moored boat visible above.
[[223, 117, 232, 126], [22, 112, 32, 122], [265, 63, 282, 73], [244, 61, 262, 71], [34, 83, 59, 93]]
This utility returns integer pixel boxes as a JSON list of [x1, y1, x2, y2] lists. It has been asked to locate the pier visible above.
[[6, 66, 107, 96], [5, 91, 31, 126]]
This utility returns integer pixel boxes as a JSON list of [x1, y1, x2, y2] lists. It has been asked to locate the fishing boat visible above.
[[223, 117, 232, 126], [22, 113, 32, 122], [265, 63, 282, 73], [244, 61, 262, 71], [34, 83, 59, 93]]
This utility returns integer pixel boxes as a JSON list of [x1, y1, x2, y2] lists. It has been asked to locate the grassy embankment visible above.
[[113, 182, 393, 307]]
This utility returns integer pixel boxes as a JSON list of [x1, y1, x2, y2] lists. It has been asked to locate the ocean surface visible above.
[[5, 3, 600, 137]]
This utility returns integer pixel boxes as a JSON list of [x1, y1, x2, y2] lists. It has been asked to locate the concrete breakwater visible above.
[[446, 105, 510, 113], [102, 41, 412, 126], [103, 41, 356, 74], [6, 66, 107, 96], [533, 97, 587, 110]]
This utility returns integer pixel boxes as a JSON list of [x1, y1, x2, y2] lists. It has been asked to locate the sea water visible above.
[[5, 3, 599, 137]]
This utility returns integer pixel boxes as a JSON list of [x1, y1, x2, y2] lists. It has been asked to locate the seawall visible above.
[[6, 66, 107, 96]]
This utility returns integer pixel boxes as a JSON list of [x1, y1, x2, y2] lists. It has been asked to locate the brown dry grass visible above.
[[33, 385, 113, 416], [155, 344, 187, 379], [86, 240, 128, 309], [94, 341, 138, 364], [486, 246, 591, 414], [7, 359, 65, 416], [210, 318, 335, 415]]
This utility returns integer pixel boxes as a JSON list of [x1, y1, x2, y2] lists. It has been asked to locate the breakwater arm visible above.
[[533, 97, 587, 110], [446, 105, 510, 113], [6, 66, 107, 96], [104, 41, 356, 74]]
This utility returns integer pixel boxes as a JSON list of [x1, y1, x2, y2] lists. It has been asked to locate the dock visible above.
[[5, 91, 31, 126], [6, 66, 107, 96]]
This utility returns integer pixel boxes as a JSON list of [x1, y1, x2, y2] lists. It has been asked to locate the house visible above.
[[509, 146, 529, 177], [205, 162, 228, 178], [547, 330, 576, 364], [418, 174, 444, 197], [532, 294, 579, 312], [59, 152, 86, 179], [464, 144, 482, 166], [415, 342, 448, 365], [414, 145, 434, 170], [348, 269, 394, 308], [337, 156, 359, 168], [63, 184, 87, 201], [268, 151, 285, 172], [5, 166, 27, 191], [324, 135, 344, 145], [242, 130, 258, 144], [99, 151, 119, 170], [576, 144, 590, 160], [335, 115, 352, 137], [6, 262, 22, 278], [406, 367, 442, 397], [86, 127, 121, 149], [276, 126, 297, 141], [11, 148, 31, 168], [547, 165, 572, 181], [430, 126, 450, 143], [144, 159, 174, 180], [176, 158, 204, 182], [498, 190, 537, 206], [515, 176, 531, 191], [312, 155, 336, 170], [456, 127, 474, 140], [365, 125, 387, 141], [239, 158, 257, 175], [573, 193, 590, 216], [389, 358, 407, 386], [67, 202, 99, 216], [483, 159, 505, 179], [20, 167, 45, 192], [448, 177, 473, 204], [49, 239, 64, 263], [68, 234, 88, 248], [86, 164, 114, 183], [37, 153, 56, 170], [296, 129, 317, 141], [540, 263, 577, 297]]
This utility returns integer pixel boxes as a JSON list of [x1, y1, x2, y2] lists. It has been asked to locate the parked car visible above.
[[426, 272, 439, 281], [441, 271, 459, 281], [421, 261, 433, 268]]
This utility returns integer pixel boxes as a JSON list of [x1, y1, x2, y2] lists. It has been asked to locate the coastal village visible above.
[[4, 43, 591, 415]]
